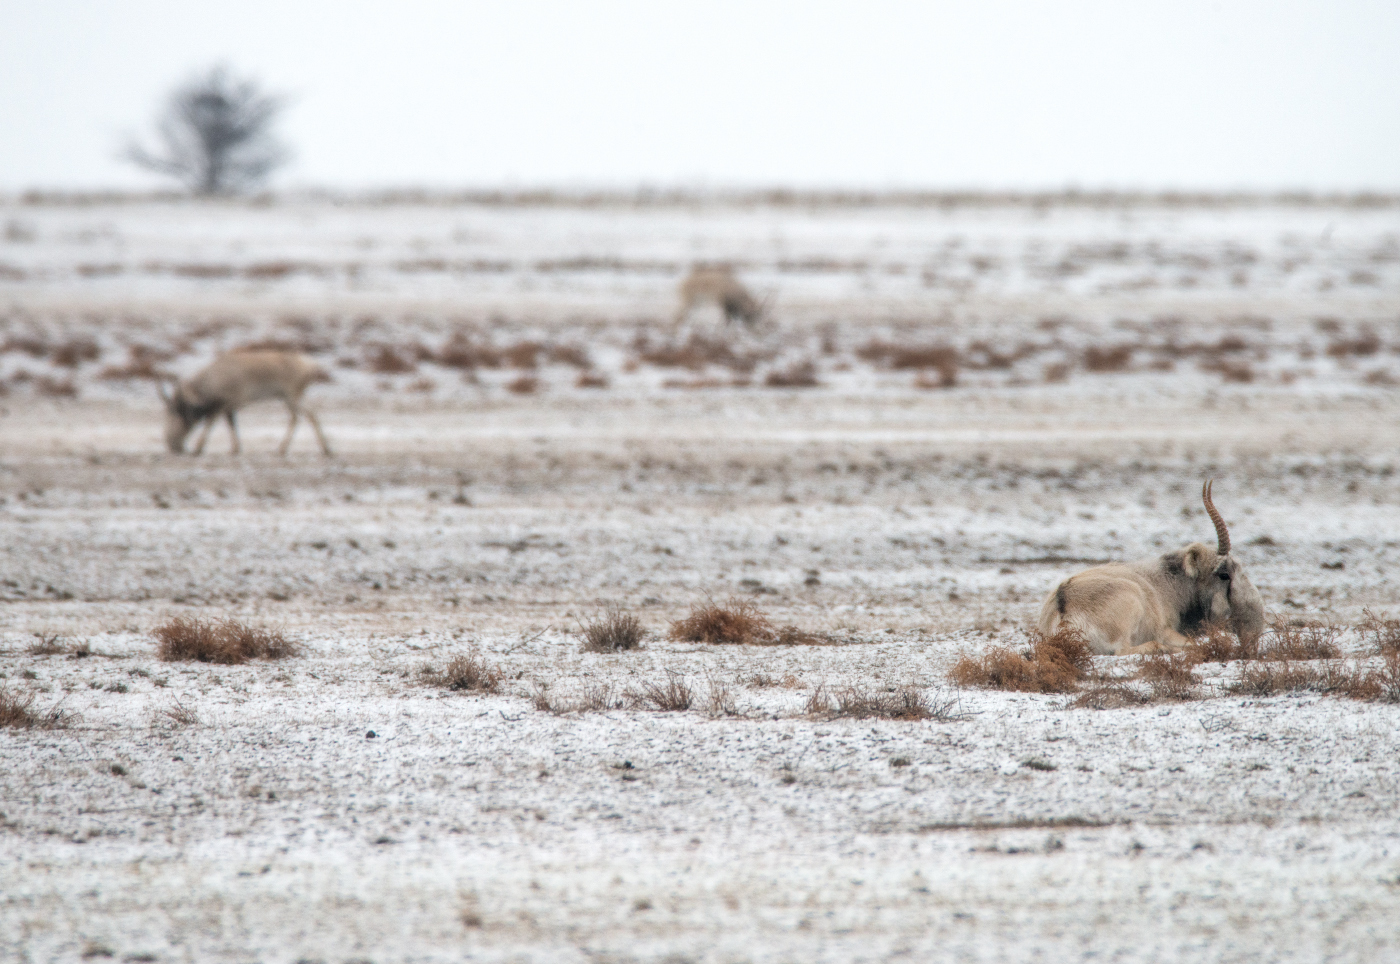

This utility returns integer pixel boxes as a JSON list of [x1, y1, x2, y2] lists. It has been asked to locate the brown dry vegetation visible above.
[[949, 629, 1093, 694], [0, 687, 70, 729], [626, 671, 695, 712], [1359, 609, 1400, 657], [805, 683, 952, 721], [636, 334, 759, 373], [764, 360, 820, 388], [669, 598, 773, 644], [423, 652, 502, 693], [1082, 344, 1134, 372], [1136, 653, 1202, 701], [580, 606, 644, 653], [506, 374, 539, 394], [153, 617, 297, 664]]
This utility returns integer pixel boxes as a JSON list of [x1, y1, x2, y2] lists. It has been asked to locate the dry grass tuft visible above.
[[580, 606, 644, 653], [425, 652, 502, 693], [153, 699, 200, 728], [26, 633, 69, 655], [806, 683, 953, 721], [1359, 609, 1400, 657], [627, 671, 695, 712], [0, 687, 70, 729], [51, 337, 101, 368], [575, 371, 610, 389], [1070, 683, 1154, 710], [437, 333, 501, 369], [1083, 344, 1133, 372], [366, 345, 417, 374], [1184, 622, 1252, 663], [637, 334, 759, 373], [764, 360, 820, 388], [1261, 621, 1342, 661], [670, 598, 774, 644], [1136, 653, 1202, 701], [948, 629, 1092, 694], [153, 616, 297, 664], [505, 374, 539, 394], [1200, 358, 1255, 383]]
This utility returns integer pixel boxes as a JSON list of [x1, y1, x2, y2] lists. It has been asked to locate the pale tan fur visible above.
[[674, 266, 763, 328], [1035, 483, 1265, 655], [160, 350, 332, 456]]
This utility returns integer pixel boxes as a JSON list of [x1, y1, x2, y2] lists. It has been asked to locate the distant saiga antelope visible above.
[[674, 265, 765, 329], [158, 350, 332, 456], [1037, 481, 1265, 655]]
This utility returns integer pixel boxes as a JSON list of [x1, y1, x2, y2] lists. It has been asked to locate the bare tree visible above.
[[125, 66, 288, 196]]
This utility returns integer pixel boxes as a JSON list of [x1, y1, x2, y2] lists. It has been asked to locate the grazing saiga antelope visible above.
[[1036, 481, 1265, 655], [158, 350, 332, 456], [674, 265, 765, 329]]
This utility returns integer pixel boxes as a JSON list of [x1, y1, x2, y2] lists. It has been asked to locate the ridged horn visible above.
[[1202, 479, 1231, 556]]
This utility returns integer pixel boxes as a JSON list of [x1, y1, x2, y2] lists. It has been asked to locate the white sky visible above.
[[1, 0, 1397, 191]]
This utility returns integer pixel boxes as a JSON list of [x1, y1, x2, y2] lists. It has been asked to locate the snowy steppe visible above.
[[1, 193, 1399, 962]]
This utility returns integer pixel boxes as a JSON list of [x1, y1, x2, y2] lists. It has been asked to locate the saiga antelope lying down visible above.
[[675, 265, 764, 328], [1037, 481, 1264, 655], [159, 350, 332, 456]]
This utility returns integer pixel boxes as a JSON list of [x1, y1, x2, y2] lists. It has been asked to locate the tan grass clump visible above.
[[580, 606, 644, 653], [627, 671, 695, 711], [1359, 609, 1400, 657], [366, 345, 417, 374], [805, 683, 952, 721], [153, 616, 297, 664], [669, 598, 773, 644], [948, 629, 1092, 694], [1070, 683, 1154, 710], [1083, 344, 1133, 373], [1261, 621, 1342, 661], [426, 652, 502, 693], [1184, 622, 1251, 663], [505, 374, 539, 394], [764, 360, 820, 388], [0, 687, 70, 729], [1136, 653, 1202, 701], [637, 334, 758, 373]]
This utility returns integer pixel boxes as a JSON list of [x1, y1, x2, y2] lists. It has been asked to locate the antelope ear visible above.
[[1182, 544, 1210, 579]]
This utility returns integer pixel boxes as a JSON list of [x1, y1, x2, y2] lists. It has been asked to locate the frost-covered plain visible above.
[[2, 194, 1399, 962]]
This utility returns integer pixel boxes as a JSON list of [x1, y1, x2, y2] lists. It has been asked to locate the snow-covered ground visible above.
[[1, 195, 1398, 962]]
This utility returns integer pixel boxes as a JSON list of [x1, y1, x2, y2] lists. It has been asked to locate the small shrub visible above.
[[34, 376, 77, 398], [580, 606, 644, 653], [427, 652, 502, 693], [1327, 332, 1381, 357], [1185, 622, 1250, 662], [1070, 683, 1154, 710], [153, 616, 297, 664], [1228, 661, 1326, 697], [26, 633, 68, 655], [1261, 621, 1342, 661], [154, 699, 199, 728], [575, 371, 609, 389], [1359, 609, 1400, 657], [548, 344, 591, 368], [637, 334, 758, 373], [0, 687, 69, 729], [1083, 345, 1133, 372], [806, 683, 950, 720], [437, 334, 501, 369], [1136, 653, 1201, 701], [51, 337, 101, 368], [627, 671, 694, 711], [503, 341, 543, 369], [764, 360, 820, 388], [948, 629, 1092, 694], [669, 598, 773, 644], [1043, 361, 1072, 383], [367, 345, 417, 374], [1200, 358, 1255, 383], [506, 374, 538, 394], [706, 677, 739, 716]]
